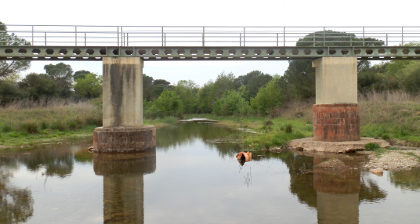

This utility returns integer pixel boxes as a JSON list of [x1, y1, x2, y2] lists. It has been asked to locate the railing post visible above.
[[45, 32, 47, 46], [243, 27, 246, 47], [127, 33, 129, 47], [240, 33, 242, 47], [75, 26, 77, 46], [362, 26, 365, 46], [276, 33, 279, 47], [283, 26, 286, 47], [313, 33, 316, 47], [84, 33, 87, 46], [202, 26, 205, 47], [31, 25, 34, 46], [402, 26, 404, 46], [161, 26, 164, 47], [121, 27, 124, 46], [323, 27, 326, 47], [386, 33, 388, 46], [117, 26, 120, 47]]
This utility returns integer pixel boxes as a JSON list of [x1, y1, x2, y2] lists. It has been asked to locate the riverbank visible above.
[[0, 100, 177, 150], [1, 91, 418, 151]]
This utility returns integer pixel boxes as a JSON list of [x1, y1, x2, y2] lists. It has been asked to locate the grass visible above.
[[0, 100, 102, 148]]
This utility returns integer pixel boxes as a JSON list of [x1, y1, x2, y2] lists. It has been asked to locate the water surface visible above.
[[1, 123, 420, 224]]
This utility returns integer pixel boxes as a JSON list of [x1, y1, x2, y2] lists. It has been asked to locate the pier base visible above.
[[92, 126, 156, 153]]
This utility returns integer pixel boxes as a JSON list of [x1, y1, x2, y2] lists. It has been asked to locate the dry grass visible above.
[[274, 91, 420, 145], [0, 99, 102, 133]]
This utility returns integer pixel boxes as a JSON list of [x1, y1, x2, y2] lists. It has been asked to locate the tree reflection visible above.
[[157, 123, 242, 157], [0, 170, 33, 223], [93, 151, 156, 224], [389, 167, 420, 191]]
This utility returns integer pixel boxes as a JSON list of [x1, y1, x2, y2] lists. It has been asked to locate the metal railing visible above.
[[1, 25, 420, 47]]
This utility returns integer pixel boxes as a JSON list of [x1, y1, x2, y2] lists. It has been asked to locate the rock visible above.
[[370, 168, 384, 176], [288, 137, 390, 153]]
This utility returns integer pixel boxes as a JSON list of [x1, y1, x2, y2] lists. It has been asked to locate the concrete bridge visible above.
[[2, 25, 420, 152]]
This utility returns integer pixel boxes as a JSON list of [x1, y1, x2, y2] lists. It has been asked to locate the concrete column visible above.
[[312, 57, 360, 141], [93, 57, 156, 152], [102, 57, 143, 127]]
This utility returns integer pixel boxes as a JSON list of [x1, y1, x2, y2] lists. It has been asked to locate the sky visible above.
[[2, 0, 419, 85]]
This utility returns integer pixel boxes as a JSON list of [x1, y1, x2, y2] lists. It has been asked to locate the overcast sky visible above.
[[2, 0, 419, 85]]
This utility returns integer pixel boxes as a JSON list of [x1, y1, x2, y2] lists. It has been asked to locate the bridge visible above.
[[2, 25, 420, 60], [2, 25, 419, 153]]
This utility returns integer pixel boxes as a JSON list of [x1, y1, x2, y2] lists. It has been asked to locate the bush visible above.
[[213, 90, 251, 116], [146, 89, 183, 118], [2, 125, 12, 132], [20, 122, 39, 134], [365, 143, 381, 151], [51, 121, 66, 131]]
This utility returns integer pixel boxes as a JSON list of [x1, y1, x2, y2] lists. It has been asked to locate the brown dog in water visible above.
[[236, 151, 252, 165]]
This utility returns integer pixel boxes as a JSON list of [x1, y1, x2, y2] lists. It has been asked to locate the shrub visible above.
[[20, 122, 39, 134], [213, 90, 251, 116], [365, 143, 381, 151]]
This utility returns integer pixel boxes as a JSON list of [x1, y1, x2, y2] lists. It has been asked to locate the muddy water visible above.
[[1, 123, 420, 224]]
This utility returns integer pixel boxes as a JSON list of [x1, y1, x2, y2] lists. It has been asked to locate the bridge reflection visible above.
[[93, 151, 156, 224]]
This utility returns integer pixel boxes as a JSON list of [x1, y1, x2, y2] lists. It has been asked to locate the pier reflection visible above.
[[93, 150, 156, 224], [313, 156, 361, 224]]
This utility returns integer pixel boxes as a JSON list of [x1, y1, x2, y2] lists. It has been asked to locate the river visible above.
[[1, 123, 419, 224]]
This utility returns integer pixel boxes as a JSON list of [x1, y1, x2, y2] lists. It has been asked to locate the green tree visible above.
[[403, 63, 420, 94], [0, 80, 22, 105], [213, 90, 251, 116], [175, 80, 198, 114], [74, 73, 102, 98], [197, 81, 215, 113], [0, 22, 30, 79], [44, 63, 73, 97], [251, 76, 287, 115], [234, 70, 272, 99], [18, 73, 57, 100], [147, 89, 183, 118], [197, 73, 236, 113], [73, 70, 91, 81]]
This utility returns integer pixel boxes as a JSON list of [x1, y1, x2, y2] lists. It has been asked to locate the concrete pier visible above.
[[312, 57, 360, 142], [93, 57, 156, 152]]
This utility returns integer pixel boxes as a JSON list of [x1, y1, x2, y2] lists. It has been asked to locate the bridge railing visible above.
[[1, 25, 420, 47]]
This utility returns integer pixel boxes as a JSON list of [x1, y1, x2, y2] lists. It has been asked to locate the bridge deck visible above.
[[2, 25, 420, 60], [1, 46, 420, 60]]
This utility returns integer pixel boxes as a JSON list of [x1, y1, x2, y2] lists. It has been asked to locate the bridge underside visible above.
[[2, 46, 420, 60]]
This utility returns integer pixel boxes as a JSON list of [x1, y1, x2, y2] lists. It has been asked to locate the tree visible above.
[[213, 90, 251, 116], [74, 73, 102, 98], [0, 80, 22, 105], [0, 22, 30, 79], [147, 89, 183, 118], [175, 80, 198, 114], [18, 73, 57, 100], [73, 70, 91, 81], [251, 76, 287, 115], [44, 63, 73, 97], [283, 30, 384, 99], [234, 70, 272, 99]]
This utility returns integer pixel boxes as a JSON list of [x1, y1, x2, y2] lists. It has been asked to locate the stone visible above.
[[92, 126, 156, 153], [288, 137, 390, 153], [369, 168, 384, 176]]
